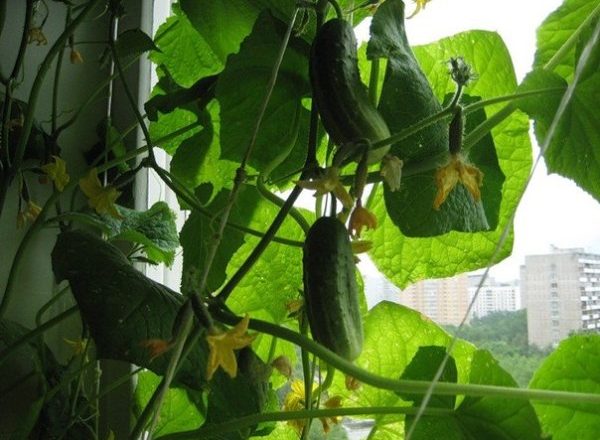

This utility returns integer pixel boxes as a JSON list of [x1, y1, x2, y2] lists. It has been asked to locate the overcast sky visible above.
[[355, 0, 600, 281]]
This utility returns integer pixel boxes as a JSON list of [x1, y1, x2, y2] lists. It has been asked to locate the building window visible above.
[[551, 319, 560, 327]]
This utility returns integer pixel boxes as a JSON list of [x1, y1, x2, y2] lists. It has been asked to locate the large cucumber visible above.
[[310, 18, 391, 164], [303, 216, 363, 361]]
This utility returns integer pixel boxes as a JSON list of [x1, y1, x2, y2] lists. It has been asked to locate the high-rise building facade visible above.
[[521, 247, 600, 348], [468, 275, 521, 319], [398, 274, 470, 326]]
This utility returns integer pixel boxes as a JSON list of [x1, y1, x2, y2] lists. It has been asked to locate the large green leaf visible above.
[[150, 6, 222, 88], [115, 29, 159, 60], [529, 334, 600, 440], [147, 75, 238, 203], [148, 74, 204, 155], [398, 346, 457, 409], [224, 198, 309, 324], [145, 75, 217, 122], [134, 370, 205, 436], [179, 0, 298, 63], [51, 230, 208, 390], [180, 0, 261, 63], [204, 348, 275, 440], [455, 350, 541, 439], [401, 349, 541, 439], [180, 186, 262, 295], [533, 0, 600, 81], [329, 302, 475, 425], [517, 68, 600, 202], [100, 201, 179, 266], [216, 11, 310, 172], [170, 101, 239, 203], [367, 29, 531, 287]]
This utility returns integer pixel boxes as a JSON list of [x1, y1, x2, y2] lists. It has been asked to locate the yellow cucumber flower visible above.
[[140, 338, 174, 362], [70, 48, 84, 64], [407, 0, 432, 19], [17, 200, 42, 228], [27, 27, 47, 45], [64, 338, 89, 356], [296, 167, 354, 210], [348, 204, 378, 238], [283, 380, 343, 434], [286, 298, 304, 315], [79, 168, 123, 219], [41, 155, 70, 191], [321, 396, 343, 433], [433, 154, 484, 210], [345, 374, 361, 391], [205, 315, 256, 380]]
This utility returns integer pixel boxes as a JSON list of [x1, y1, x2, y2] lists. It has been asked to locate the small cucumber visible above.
[[303, 216, 363, 361], [310, 18, 391, 164]]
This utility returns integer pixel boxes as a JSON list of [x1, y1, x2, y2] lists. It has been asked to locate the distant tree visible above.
[[445, 310, 551, 386]]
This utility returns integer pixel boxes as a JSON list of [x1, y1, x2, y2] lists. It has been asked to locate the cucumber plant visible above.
[[1, 0, 600, 439]]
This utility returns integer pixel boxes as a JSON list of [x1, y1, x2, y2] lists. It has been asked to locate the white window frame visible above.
[[135, 0, 185, 290]]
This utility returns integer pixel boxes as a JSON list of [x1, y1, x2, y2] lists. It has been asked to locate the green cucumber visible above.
[[303, 216, 363, 361], [310, 18, 391, 164]]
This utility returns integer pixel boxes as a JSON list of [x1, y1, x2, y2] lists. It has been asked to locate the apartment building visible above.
[[521, 247, 600, 347], [468, 275, 520, 319], [398, 274, 470, 326]]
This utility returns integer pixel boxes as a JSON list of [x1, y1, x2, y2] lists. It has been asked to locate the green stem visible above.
[[35, 285, 70, 328], [257, 178, 310, 234], [157, 406, 452, 440], [325, 0, 344, 19], [366, 425, 379, 440], [51, 8, 69, 135], [0, 203, 52, 318], [215, 185, 305, 303], [266, 335, 278, 363], [212, 309, 600, 405], [9, 0, 34, 80], [313, 363, 335, 396], [340, 151, 448, 186], [300, 316, 313, 440], [368, 58, 380, 105], [462, 103, 515, 151], [68, 338, 92, 418], [371, 106, 454, 151], [0, 306, 78, 366], [463, 87, 564, 115]]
